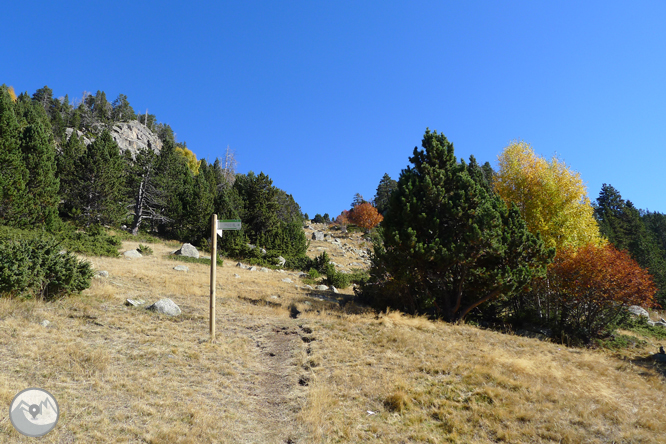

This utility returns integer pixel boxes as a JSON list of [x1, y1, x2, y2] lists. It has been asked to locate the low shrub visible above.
[[137, 244, 153, 256], [0, 236, 93, 300], [325, 264, 351, 289]]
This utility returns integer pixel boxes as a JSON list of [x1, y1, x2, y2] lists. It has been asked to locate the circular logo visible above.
[[9, 388, 59, 437]]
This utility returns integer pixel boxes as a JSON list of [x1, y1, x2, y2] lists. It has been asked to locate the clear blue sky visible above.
[[3, 1, 665, 218]]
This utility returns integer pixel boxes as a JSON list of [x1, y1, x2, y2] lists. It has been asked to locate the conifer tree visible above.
[[0, 85, 29, 226], [70, 129, 126, 226], [359, 129, 553, 321], [19, 105, 60, 227], [57, 131, 86, 218], [373, 173, 398, 215]]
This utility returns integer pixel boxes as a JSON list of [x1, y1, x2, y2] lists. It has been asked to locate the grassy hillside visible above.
[[1, 231, 666, 443]]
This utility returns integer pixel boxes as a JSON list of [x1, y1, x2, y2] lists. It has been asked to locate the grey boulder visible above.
[[124, 250, 142, 258], [628, 305, 650, 318], [146, 298, 181, 316], [174, 243, 199, 259]]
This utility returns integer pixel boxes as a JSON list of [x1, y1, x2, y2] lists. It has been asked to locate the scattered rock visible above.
[[282, 278, 293, 283], [123, 250, 142, 259], [260, 267, 270, 273], [304, 285, 313, 290], [40, 320, 50, 327], [173, 265, 189, 272], [270, 295, 279, 299], [248, 266, 258, 272], [236, 262, 249, 269], [146, 298, 181, 316], [174, 243, 199, 259], [233, 273, 241, 278], [315, 285, 329, 291], [628, 305, 650, 318], [312, 231, 325, 241], [331, 286, 339, 294], [125, 298, 146, 307], [94, 270, 109, 278]]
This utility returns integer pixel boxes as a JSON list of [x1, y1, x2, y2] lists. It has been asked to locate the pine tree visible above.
[[71, 129, 126, 226], [19, 105, 60, 227], [0, 85, 29, 226], [359, 129, 553, 321], [57, 131, 86, 218], [373, 173, 398, 215]]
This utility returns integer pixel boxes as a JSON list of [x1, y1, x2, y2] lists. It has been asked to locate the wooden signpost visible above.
[[210, 215, 241, 341]]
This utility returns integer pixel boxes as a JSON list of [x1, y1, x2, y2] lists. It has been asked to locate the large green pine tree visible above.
[[71, 129, 126, 226], [360, 129, 553, 321], [57, 132, 87, 218], [0, 85, 29, 226], [18, 105, 60, 228]]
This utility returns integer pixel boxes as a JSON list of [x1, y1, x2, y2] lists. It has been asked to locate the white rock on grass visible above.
[[282, 278, 293, 283], [315, 285, 329, 291], [174, 243, 199, 259], [146, 298, 181, 316], [40, 320, 50, 327], [173, 265, 189, 272], [124, 250, 142, 259], [94, 270, 109, 278], [125, 298, 146, 307], [628, 305, 650, 318]]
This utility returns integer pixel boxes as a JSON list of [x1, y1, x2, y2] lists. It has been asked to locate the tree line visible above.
[[0, 84, 308, 264], [358, 131, 665, 344]]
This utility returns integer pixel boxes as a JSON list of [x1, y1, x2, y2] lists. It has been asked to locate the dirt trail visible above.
[[234, 320, 309, 444]]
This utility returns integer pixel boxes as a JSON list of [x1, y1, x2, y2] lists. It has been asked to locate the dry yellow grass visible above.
[[1, 234, 665, 443]]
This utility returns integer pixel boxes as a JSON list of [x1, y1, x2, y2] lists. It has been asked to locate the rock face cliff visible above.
[[64, 121, 162, 158]]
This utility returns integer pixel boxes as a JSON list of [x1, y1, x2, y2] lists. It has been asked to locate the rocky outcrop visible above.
[[64, 121, 162, 158], [110, 121, 162, 157]]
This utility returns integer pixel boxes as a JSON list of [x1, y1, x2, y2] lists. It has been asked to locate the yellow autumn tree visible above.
[[7, 86, 17, 102], [494, 141, 604, 251], [175, 146, 201, 175]]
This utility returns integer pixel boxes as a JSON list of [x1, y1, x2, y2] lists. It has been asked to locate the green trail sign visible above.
[[216, 219, 241, 236]]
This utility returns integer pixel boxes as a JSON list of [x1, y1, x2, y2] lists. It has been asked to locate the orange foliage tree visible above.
[[549, 243, 658, 341], [335, 210, 350, 225], [349, 202, 383, 230]]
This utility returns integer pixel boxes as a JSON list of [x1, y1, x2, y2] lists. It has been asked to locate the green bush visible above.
[[308, 268, 321, 279], [325, 263, 351, 289], [137, 244, 153, 256], [0, 237, 93, 300]]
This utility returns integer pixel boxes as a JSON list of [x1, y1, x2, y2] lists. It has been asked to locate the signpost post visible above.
[[210, 216, 241, 342]]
